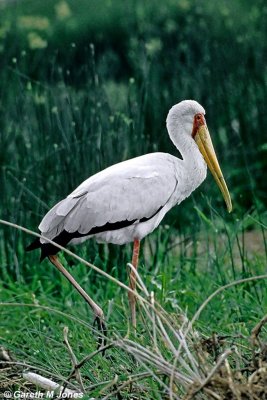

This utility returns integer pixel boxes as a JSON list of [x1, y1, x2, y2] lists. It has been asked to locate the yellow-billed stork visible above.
[[27, 100, 232, 334]]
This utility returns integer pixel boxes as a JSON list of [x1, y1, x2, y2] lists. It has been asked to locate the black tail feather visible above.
[[25, 238, 41, 252], [26, 237, 62, 262], [40, 247, 48, 263]]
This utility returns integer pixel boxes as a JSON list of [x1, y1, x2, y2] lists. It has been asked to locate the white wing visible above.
[[39, 153, 179, 240]]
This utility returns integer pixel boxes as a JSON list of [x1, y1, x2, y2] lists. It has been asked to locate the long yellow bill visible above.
[[194, 124, 232, 213]]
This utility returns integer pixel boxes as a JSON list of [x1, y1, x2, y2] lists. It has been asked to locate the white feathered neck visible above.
[[166, 100, 205, 158], [166, 99, 207, 184]]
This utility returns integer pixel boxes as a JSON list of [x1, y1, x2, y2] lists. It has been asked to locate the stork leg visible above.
[[49, 255, 106, 347], [128, 239, 140, 329]]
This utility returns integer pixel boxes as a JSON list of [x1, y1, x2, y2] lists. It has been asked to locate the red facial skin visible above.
[[192, 113, 206, 139]]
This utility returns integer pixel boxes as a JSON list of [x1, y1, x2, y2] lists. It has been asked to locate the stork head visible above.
[[167, 100, 206, 135], [167, 100, 232, 213]]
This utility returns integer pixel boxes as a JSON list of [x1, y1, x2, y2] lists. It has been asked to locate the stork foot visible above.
[[93, 316, 107, 350]]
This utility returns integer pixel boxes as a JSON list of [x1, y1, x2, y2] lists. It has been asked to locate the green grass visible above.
[[0, 214, 266, 397], [0, 0, 267, 398]]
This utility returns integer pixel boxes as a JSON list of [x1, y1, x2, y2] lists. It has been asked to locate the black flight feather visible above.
[[26, 206, 163, 261]]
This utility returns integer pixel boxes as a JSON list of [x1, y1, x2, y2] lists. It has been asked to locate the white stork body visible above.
[[38, 101, 207, 251]]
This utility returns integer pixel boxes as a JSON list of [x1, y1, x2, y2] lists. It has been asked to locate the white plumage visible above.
[[38, 100, 207, 248]]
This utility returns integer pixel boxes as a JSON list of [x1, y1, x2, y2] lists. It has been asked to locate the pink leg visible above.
[[128, 239, 140, 329]]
